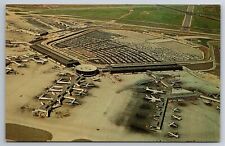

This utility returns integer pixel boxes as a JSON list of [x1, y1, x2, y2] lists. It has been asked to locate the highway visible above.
[[182, 5, 195, 32]]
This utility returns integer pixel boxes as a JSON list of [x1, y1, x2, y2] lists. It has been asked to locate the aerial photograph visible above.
[[5, 4, 220, 142]]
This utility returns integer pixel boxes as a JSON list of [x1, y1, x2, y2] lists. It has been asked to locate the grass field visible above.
[[7, 5, 220, 34], [36, 7, 131, 21], [118, 6, 184, 29], [192, 15, 220, 33]]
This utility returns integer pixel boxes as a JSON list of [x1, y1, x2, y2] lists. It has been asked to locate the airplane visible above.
[[216, 105, 220, 111], [56, 78, 71, 84], [40, 58, 48, 62], [18, 63, 27, 68], [147, 72, 163, 83], [6, 57, 11, 61], [22, 54, 29, 58], [51, 85, 63, 89], [11, 61, 27, 68], [72, 87, 87, 92], [6, 67, 13, 70], [52, 103, 61, 109], [168, 121, 178, 128], [153, 79, 160, 84], [56, 80, 71, 84], [168, 132, 179, 138], [38, 94, 54, 101], [40, 101, 60, 109], [144, 94, 161, 103], [145, 125, 157, 132], [178, 99, 185, 102], [64, 96, 80, 105], [58, 72, 71, 76], [171, 114, 182, 121], [51, 91, 57, 95], [170, 79, 181, 84], [6, 67, 14, 74], [156, 104, 163, 109], [35, 60, 46, 64], [173, 107, 181, 113], [92, 76, 101, 82], [32, 58, 46, 64], [80, 82, 96, 88], [11, 55, 18, 58], [74, 83, 81, 87], [153, 117, 159, 121], [146, 87, 165, 94], [22, 59, 29, 62], [48, 88, 63, 92], [203, 99, 212, 106], [73, 90, 87, 96], [154, 114, 161, 118]]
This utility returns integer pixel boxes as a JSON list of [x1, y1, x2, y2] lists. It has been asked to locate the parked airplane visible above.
[[38, 93, 54, 101], [146, 125, 157, 132], [73, 90, 87, 96], [72, 87, 87, 92], [6, 67, 14, 74], [216, 105, 220, 111], [173, 107, 181, 113], [92, 76, 101, 82], [56, 78, 71, 84], [171, 114, 182, 121], [168, 132, 179, 138], [51, 85, 63, 89], [64, 96, 80, 105], [58, 72, 71, 76], [11, 61, 27, 67], [144, 94, 161, 103], [168, 121, 178, 128], [80, 82, 96, 88], [40, 101, 60, 109], [22, 59, 29, 62], [147, 72, 163, 83], [146, 87, 165, 94], [48, 88, 63, 92], [40, 58, 48, 62], [153, 114, 161, 118], [36, 60, 46, 64], [22, 54, 29, 58], [52, 103, 61, 109]]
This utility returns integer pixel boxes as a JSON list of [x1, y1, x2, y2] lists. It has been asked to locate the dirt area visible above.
[[6, 31, 33, 42], [6, 45, 33, 57], [6, 123, 52, 141], [6, 11, 38, 34]]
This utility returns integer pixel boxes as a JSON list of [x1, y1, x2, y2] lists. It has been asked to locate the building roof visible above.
[[75, 64, 97, 72]]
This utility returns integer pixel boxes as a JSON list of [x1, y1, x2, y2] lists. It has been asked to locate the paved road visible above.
[[182, 5, 195, 32]]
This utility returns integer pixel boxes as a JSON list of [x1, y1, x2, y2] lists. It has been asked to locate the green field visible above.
[[8, 5, 220, 33], [35, 6, 131, 21], [118, 6, 185, 29], [192, 15, 220, 33]]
